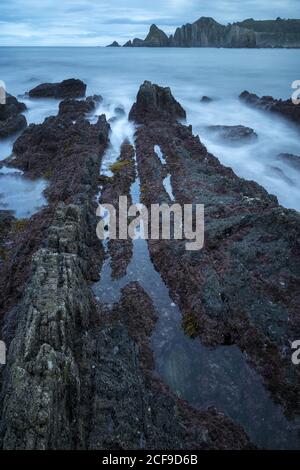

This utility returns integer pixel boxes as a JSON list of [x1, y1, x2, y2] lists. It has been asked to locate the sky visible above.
[[0, 0, 299, 46]]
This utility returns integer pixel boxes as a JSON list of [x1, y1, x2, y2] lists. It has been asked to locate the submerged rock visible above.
[[268, 165, 295, 185], [28, 78, 87, 99], [0, 93, 27, 138], [240, 90, 300, 125], [207, 124, 258, 143], [277, 153, 300, 171], [201, 95, 213, 103], [109, 106, 126, 123], [58, 95, 102, 120], [129, 80, 186, 124], [114, 105, 126, 117]]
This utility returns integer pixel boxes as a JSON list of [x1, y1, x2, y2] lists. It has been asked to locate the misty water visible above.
[[1, 47, 300, 448], [1, 47, 300, 210], [0, 167, 47, 218]]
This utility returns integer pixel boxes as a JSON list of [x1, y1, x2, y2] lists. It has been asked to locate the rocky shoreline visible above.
[[131, 82, 300, 419], [0, 78, 299, 449]]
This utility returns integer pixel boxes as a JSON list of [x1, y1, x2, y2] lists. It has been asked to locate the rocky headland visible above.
[[109, 17, 300, 48]]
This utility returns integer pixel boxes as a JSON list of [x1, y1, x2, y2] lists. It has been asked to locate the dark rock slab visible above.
[[240, 90, 300, 125], [58, 95, 102, 120], [12, 105, 110, 202], [129, 80, 186, 124], [277, 153, 300, 171], [28, 78, 87, 99], [207, 124, 258, 143], [0, 114, 27, 139], [0, 94, 26, 121], [0, 93, 27, 138], [0, 105, 110, 450]]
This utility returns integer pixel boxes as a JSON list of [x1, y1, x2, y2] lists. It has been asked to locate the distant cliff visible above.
[[108, 17, 300, 48]]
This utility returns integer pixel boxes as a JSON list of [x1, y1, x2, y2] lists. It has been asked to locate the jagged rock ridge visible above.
[[110, 16, 300, 48]]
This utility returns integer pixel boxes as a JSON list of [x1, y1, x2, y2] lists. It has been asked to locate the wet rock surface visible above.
[[88, 283, 253, 450], [0, 93, 27, 139], [0, 99, 109, 449], [11, 99, 109, 203], [58, 95, 102, 120], [28, 79, 87, 99], [0, 210, 14, 265], [130, 83, 300, 424], [99, 142, 136, 279], [129, 81, 186, 124], [0, 81, 299, 449], [240, 90, 300, 125], [207, 124, 258, 143]]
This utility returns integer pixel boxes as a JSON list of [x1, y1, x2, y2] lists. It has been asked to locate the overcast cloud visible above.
[[0, 0, 299, 46]]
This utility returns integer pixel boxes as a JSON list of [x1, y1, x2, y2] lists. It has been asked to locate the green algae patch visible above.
[[109, 160, 131, 174], [182, 312, 199, 339]]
